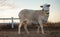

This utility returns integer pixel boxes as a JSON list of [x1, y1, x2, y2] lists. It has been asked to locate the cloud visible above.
[[0, 0, 17, 10], [0, 0, 6, 1]]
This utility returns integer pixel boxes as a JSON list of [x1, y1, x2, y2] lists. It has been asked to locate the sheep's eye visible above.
[[46, 5, 50, 7]]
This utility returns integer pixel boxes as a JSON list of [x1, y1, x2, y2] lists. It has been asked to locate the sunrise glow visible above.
[[0, 0, 60, 23]]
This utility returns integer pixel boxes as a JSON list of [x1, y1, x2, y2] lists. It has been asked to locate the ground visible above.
[[0, 24, 60, 37]]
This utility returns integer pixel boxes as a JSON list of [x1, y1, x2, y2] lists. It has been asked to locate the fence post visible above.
[[11, 17, 14, 29]]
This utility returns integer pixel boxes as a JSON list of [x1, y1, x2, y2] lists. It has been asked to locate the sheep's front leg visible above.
[[37, 26, 40, 33], [40, 23, 44, 34], [39, 21, 44, 34]]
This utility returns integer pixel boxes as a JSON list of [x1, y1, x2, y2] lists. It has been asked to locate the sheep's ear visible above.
[[40, 6, 43, 8]]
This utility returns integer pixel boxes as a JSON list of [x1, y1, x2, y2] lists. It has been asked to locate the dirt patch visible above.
[[0, 24, 60, 37], [0, 30, 60, 37]]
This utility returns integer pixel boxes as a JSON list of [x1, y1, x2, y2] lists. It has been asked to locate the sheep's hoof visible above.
[[37, 31, 39, 34], [18, 32, 20, 34], [27, 32, 30, 34], [42, 32, 45, 34]]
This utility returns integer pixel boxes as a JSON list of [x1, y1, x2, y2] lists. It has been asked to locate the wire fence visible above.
[[0, 17, 19, 29]]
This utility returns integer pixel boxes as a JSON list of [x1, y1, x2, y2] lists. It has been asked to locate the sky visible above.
[[0, 0, 60, 23]]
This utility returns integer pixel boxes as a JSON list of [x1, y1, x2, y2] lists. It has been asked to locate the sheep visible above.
[[18, 4, 50, 34]]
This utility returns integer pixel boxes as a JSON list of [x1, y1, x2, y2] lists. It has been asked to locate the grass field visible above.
[[0, 23, 60, 37]]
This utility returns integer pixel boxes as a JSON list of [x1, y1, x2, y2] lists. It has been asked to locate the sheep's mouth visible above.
[[46, 13, 49, 14], [45, 13, 49, 15]]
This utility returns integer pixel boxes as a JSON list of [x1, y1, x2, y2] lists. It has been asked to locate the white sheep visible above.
[[18, 4, 50, 34]]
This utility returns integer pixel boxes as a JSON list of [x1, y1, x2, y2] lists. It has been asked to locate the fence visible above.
[[0, 17, 19, 29]]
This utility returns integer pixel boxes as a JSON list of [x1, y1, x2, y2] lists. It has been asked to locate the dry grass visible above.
[[0, 22, 60, 37]]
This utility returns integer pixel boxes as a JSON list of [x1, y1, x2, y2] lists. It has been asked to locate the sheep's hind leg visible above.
[[23, 21, 29, 34], [18, 22, 23, 34]]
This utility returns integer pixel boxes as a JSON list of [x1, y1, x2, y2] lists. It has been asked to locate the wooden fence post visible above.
[[11, 17, 14, 29]]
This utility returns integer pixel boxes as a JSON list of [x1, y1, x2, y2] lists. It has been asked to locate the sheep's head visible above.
[[40, 4, 50, 11]]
